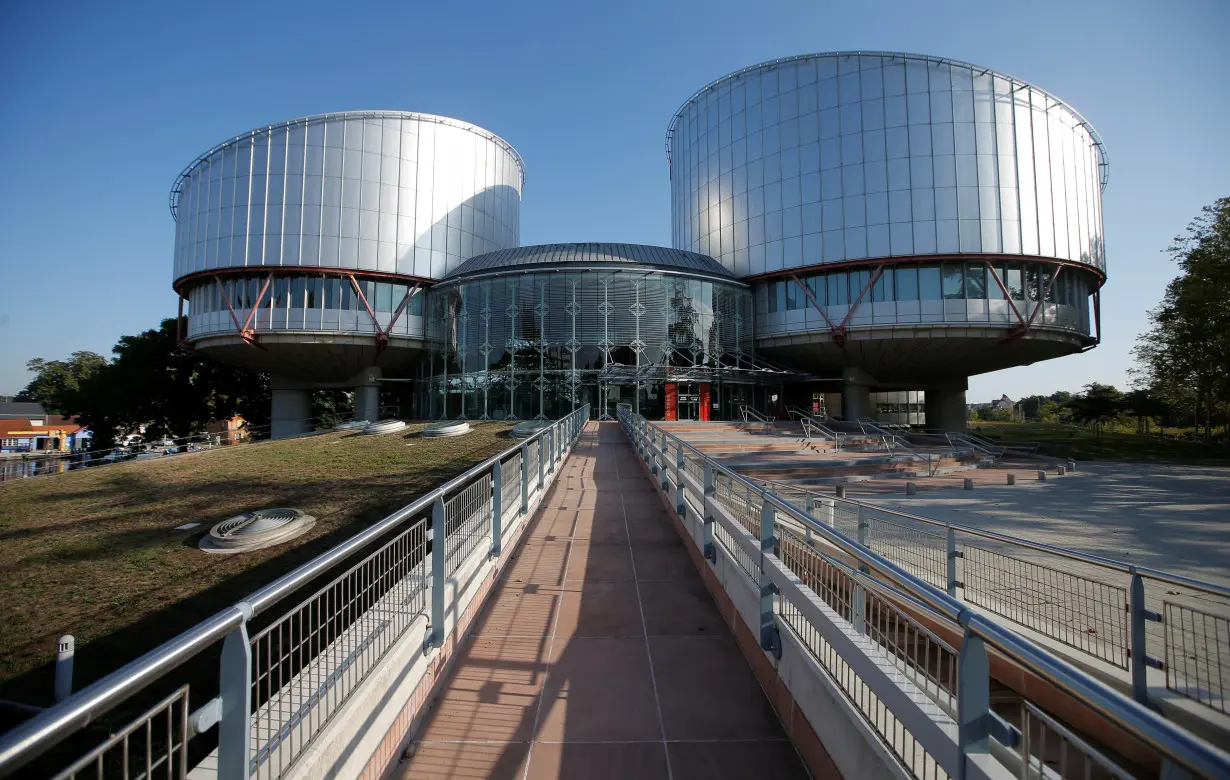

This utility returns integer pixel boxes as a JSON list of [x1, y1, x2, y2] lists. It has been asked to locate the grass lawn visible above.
[[970, 421, 1230, 462], [0, 421, 514, 713]]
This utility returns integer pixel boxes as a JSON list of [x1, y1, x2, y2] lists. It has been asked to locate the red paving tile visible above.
[[397, 422, 807, 779]]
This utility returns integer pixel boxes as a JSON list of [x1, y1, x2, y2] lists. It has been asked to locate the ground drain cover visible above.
[[423, 420, 471, 438], [363, 419, 407, 435], [199, 508, 316, 554]]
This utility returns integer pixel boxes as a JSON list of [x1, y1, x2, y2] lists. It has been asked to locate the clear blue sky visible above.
[[2, 0, 1226, 402]]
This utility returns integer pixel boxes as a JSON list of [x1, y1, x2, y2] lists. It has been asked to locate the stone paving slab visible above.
[[396, 422, 808, 780]]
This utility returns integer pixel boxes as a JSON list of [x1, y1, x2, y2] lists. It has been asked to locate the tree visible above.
[[62, 319, 269, 449], [1065, 383, 1125, 439], [1123, 388, 1171, 435], [15, 352, 107, 415], [1132, 197, 1230, 446]]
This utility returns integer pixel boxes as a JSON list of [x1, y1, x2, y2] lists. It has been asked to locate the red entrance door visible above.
[[699, 384, 711, 421], [664, 383, 678, 420]]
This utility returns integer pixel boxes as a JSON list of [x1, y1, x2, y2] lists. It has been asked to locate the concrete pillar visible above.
[[840, 368, 874, 421], [353, 367, 382, 422], [924, 380, 968, 432], [270, 387, 311, 440]]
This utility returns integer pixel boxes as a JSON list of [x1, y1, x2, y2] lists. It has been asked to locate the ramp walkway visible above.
[[397, 422, 811, 779]]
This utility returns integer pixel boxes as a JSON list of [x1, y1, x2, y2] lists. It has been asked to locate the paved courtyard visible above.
[[871, 461, 1230, 586]]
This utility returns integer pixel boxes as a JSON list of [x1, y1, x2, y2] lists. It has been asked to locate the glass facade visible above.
[[171, 111, 523, 285], [756, 260, 1094, 335], [870, 390, 925, 426], [667, 53, 1107, 277], [184, 273, 425, 340], [424, 255, 754, 421]]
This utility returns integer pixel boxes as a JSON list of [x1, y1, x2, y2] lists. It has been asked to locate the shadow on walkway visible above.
[[395, 422, 808, 779]]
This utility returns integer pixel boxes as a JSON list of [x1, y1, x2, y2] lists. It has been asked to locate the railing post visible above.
[[758, 496, 779, 654], [854, 504, 868, 634], [547, 427, 555, 474], [660, 440, 670, 490], [1129, 571, 1162, 706], [702, 462, 715, 561], [429, 496, 445, 648], [804, 498, 816, 547], [520, 443, 529, 515], [491, 459, 503, 558], [675, 444, 686, 515], [947, 525, 962, 597], [218, 607, 252, 780], [537, 435, 545, 490], [957, 629, 991, 780]]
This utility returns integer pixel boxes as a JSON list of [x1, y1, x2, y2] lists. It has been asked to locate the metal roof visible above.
[[440, 243, 740, 282]]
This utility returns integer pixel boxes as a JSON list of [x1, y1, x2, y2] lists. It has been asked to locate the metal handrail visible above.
[[623, 410, 1230, 779], [857, 417, 940, 475], [738, 404, 775, 424], [785, 406, 841, 450], [0, 407, 590, 777]]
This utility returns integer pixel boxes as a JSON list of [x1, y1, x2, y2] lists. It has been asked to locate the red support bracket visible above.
[[835, 265, 885, 338], [380, 284, 418, 346], [984, 262, 1026, 326], [1006, 266, 1063, 341], [240, 273, 274, 340], [789, 274, 840, 338], [216, 277, 245, 336], [348, 274, 387, 349], [1093, 288, 1102, 345]]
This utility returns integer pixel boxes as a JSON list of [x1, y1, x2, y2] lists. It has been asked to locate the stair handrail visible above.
[[738, 403, 776, 424], [786, 406, 841, 452], [858, 417, 938, 476]]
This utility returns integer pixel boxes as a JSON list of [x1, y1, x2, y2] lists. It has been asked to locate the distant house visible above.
[[0, 403, 92, 453], [205, 416, 249, 445], [991, 395, 1015, 413]]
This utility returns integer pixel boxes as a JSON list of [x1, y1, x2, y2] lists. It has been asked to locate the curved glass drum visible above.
[[667, 52, 1108, 385], [424, 245, 754, 420], [668, 52, 1106, 275]]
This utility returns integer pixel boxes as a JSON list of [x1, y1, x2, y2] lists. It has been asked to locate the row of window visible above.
[[761, 262, 1090, 312], [187, 276, 424, 316]]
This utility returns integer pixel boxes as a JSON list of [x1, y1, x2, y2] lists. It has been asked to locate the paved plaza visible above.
[[872, 461, 1230, 586]]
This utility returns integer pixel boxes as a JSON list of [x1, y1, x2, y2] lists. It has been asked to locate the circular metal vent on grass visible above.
[[363, 419, 407, 435], [423, 420, 471, 438], [199, 508, 316, 554], [334, 419, 369, 431], [512, 420, 551, 439]]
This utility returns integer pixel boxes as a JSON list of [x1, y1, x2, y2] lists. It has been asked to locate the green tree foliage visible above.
[[59, 319, 269, 449], [14, 351, 108, 415], [1064, 383, 1125, 439], [1133, 197, 1230, 444]]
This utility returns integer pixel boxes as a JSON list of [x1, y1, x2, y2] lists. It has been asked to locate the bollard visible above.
[[1037, 470, 1047, 481], [835, 484, 846, 498], [963, 478, 974, 491], [1006, 473, 1015, 485], [54, 635, 74, 702], [906, 481, 917, 495]]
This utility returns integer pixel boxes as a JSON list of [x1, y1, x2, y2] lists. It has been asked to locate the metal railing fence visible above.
[[622, 409, 1230, 780], [758, 479, 1230, 717], [0, 406, 590, 779]]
